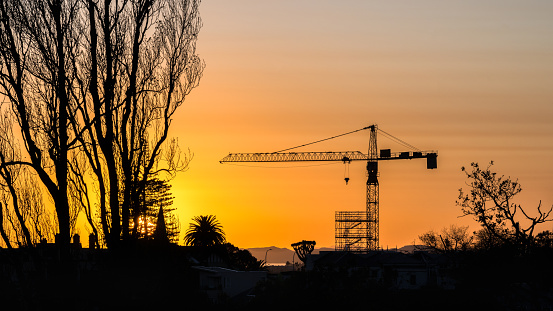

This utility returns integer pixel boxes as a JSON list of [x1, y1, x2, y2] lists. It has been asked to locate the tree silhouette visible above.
[[472, 227, 506, 251], [419, 225, 473, 252], [535, 230, 553, 248], [130, 178, 179, 243], [0, 116, 54, 248], [291, 240, 316, 264], [183, 215, 226, 247], [0, 0, 203, 250], [223, 243, 266, 271], [457, 162, 553, 252]]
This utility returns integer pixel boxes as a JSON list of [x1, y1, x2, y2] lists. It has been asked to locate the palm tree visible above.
[[183, 215, 226, 247]]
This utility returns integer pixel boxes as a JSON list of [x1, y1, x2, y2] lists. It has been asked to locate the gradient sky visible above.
[[169, 0, 553, 249]]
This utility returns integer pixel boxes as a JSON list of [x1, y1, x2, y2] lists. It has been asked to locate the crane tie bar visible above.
[[274, 126, 372, 153]]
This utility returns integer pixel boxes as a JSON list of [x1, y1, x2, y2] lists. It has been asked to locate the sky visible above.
[[169, 0, 553, 249]]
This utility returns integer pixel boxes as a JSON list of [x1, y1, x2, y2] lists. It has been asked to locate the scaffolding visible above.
[[335, 211, 371, 253], [334, 126, 379, 253]]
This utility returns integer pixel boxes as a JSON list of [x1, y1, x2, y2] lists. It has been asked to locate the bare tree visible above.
[[419, 225, 473, 253], [76, 0, 202, 247], [0, 0, 82, 256], [457, 162, 553, 252], [0, 118, 54, 248], [0, 0, 203, 249]]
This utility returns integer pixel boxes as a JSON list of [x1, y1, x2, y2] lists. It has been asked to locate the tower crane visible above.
[[220, 125, 438, 252]]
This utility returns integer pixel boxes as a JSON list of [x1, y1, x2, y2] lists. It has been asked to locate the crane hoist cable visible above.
[[274, 125, 421, 154], [344, 160, 351, 185], [378, 129, 420, 151]]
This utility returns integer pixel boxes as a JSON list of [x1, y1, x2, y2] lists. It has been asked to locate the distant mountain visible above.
[[397, 244, 434, 253], [314, 247, 335, 254], [247, 246, 293, 264], [247, 245, 429, 264], [247, 246, 335, 264]]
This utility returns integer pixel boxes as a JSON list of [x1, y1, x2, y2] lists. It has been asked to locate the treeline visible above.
[[419, 162, 553, 255], [419, 224, 553, 254]]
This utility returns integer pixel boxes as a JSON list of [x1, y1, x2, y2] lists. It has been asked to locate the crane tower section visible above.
[[335, 125, 379, 252], [366, 125, 379, 251]]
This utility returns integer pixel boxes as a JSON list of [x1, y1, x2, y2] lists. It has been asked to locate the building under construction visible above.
[[335, 211, 371, 253]]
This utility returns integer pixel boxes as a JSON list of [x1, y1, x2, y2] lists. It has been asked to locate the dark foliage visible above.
[[0, 246, 215, 311], [131, 178, 180, 243], [246, 247, 553, 311], [419, 225, 473, 253], [291, 240, 316, 263], [457, 162, 553, 253], [247, 270, 496, 310], [2, 244, 553, 310], [221, 243, 266, 271]]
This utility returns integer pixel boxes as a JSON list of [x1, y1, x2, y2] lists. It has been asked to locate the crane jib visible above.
[[220, 150, 438, 164]]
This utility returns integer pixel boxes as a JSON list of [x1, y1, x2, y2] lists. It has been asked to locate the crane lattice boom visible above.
[[220, 150, 437, 163]]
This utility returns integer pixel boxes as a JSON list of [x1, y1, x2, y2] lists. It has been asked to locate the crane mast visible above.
[[366, 125, 379, 251], [220, 125, 437, 252]]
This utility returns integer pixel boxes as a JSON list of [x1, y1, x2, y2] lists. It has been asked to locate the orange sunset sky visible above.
[[168, 1, 553, 249]]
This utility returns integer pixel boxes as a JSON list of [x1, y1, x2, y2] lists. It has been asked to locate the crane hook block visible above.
[[344, 177, 350, 185]]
